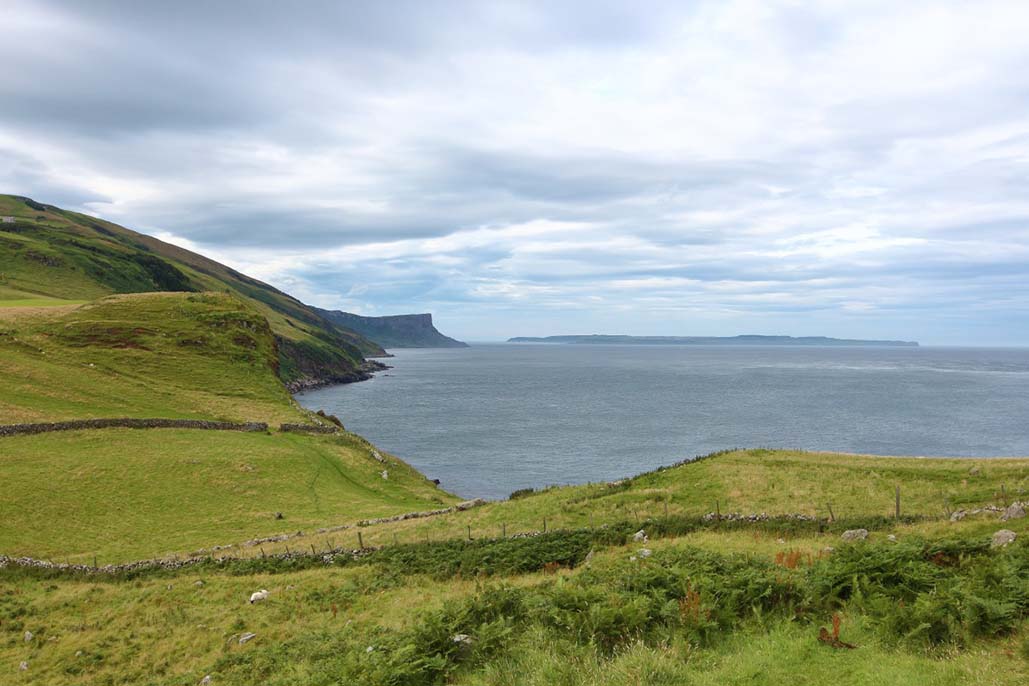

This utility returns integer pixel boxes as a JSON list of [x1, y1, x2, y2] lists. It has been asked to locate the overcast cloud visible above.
[[3, 0, 1029, 344]]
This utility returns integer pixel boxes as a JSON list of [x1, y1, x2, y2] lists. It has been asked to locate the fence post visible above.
[[502, 522, 506, 538], [357, 531, 364, 549], [826, 503, 835, 523], [895, 485, 901, 519], [310, 544, 316, 556], [543, 517, 547, 533], [467, 525, 472, 541]]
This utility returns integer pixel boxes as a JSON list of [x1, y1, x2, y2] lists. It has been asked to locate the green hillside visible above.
[[0, 194, 384, 389], [0, 289, 455, 562]]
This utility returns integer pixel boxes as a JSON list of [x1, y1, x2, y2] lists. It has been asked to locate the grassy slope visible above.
[[0, 194, 384, 386], [0, 429, 449, 562], [2, 517, 1027, 686], [0, 291, 455, 562], [243, 448, 1029, 554]]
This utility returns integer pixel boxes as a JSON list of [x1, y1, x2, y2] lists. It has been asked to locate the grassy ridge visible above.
[[0, 292, 299, 423], [0, 194, 383, 386]]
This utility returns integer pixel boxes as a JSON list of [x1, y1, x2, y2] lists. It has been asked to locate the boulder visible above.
[[455, 498, 487, 511], [24, 630, 32, 643], [238, 632, 257, 645], [992, 529, 1017, 548], [633, 530, 648, 542], [199, 676, 212, 685], [638, 548, 653, 558], [1001, 503, 1026, 521], [840, 529, 868, 542], [969, 466, 981, 476], [19, 662, 27, 671], [950, 510, 966, 522]]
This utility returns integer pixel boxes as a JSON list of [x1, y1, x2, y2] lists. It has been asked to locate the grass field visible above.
[[0, 429, 454, 562], [237, 448, 1029, 556]]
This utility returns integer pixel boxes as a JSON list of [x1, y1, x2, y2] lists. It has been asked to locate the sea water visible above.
[[297, 344, 1029, 499]]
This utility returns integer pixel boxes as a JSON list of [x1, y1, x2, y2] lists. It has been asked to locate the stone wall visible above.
[[278, 423, 340, 435], [0, 418, 268, 438]]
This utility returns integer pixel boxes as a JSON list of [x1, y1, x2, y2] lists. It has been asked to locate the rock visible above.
[[455, 498, 487, 511], [969, 466, 981, 476], [887, 534, 897, 542], [238, 632, 257, 645], [194, 580, 205, 587], [366, 645, 375, 653], [950, 510, 967, 522], [992, 529, 1017, 548], [823, 546, 835, 553], [638, 548, 653, 558], [19, 662, 27, 671], [75, 651, 83, 657], [24, 630, 32, 642], [274, 512, 284, 520], [633, 530, 648, 542], [452, 633, 473, 645], [249, 589, 269, 604], [1001, 503, 1025, 521], [199, 676, 212, 685], [776, 538, 785, 544], [583, 549, 594, 565], [381, 470, 389, 480], [841, 529, 868, 542]]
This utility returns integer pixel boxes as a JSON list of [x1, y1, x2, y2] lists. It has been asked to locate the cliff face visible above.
[[314, 309, 468, 349]]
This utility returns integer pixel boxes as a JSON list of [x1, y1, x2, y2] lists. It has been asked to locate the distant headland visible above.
[[507, 334, 919, 347]]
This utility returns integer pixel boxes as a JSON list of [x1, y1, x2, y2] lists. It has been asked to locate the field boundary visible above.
[[0, 418, 269, 438]]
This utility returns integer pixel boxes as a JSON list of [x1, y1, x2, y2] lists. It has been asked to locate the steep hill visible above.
[[0, 194, 385, 390], [314, 309, 468, 348]]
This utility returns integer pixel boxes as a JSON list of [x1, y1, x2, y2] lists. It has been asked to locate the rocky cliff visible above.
[[314, 310, 468, 349]]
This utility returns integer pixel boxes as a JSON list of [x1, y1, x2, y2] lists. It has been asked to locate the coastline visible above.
[[285, 359, 391, 394]]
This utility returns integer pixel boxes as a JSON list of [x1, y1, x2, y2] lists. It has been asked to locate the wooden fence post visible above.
[[826, 503, 835, 523], [895, 485, 901, 519], [543, 517, 547, 533], [357, 531, 364, 549], [502, 522, 506, 538], [467, 525, 472, 541]]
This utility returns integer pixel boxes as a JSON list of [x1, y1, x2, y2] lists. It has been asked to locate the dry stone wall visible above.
[[0, 418, 268, 438]]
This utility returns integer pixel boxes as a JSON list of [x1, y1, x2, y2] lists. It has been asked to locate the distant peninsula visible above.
[[315, 309, 468, 349], [507, 334, 919, 347]]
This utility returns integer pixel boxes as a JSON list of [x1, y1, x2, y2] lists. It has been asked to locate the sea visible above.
[[296, 344, 1029, 500]]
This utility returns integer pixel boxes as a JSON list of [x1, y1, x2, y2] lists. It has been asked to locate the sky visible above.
[[2, 1, 1029, 345]]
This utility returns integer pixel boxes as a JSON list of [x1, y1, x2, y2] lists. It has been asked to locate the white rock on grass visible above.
[[841, 529, 868, 542], [199, 676, 212, 685], [638, 548, 653, 558], [19, 662, 28, 671], [992, 529, 1017, 548], [248, 589, 269, 604], [1001, 503, 1026, 521], [24, 631, 32, 643], [633, 530, 648, 542], [238, 632, 257, 645], [455, 498, 487, 511]]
